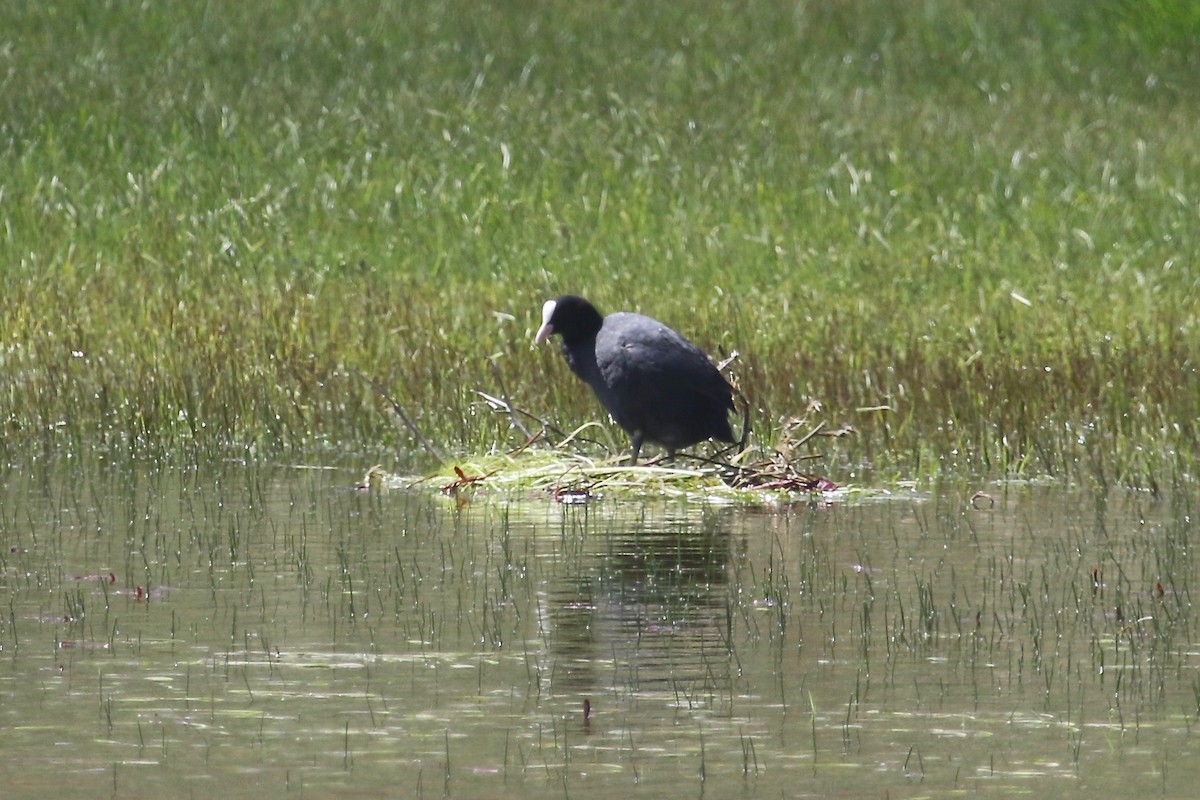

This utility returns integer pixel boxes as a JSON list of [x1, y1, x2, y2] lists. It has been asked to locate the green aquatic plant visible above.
[[0, 1, 1195, 488]]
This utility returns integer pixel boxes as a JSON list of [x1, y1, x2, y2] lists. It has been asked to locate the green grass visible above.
[[1, 0, 1197, 486]]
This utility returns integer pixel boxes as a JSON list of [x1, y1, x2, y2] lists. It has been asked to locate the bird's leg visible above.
[[628, 432, 644, 466]]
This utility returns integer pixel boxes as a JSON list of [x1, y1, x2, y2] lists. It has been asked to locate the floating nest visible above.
[[358, 419, 845, 506], [357, 371, 847, 505], [359, 450, 840, 505]]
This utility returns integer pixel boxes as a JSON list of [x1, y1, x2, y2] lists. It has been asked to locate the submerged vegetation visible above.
[[1, 1, 1197, 486]]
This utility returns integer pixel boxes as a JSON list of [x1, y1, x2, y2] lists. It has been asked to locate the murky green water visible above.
[[1, 457, 1197, 798]]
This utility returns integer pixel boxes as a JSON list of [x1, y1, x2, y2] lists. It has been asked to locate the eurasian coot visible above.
[[534, 295, 736, 464]]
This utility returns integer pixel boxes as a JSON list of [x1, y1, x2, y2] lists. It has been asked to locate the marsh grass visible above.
[[1, 1, 1196, 485]]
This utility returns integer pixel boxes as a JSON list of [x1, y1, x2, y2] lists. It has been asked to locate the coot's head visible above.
[[534, 295, 604, 346]]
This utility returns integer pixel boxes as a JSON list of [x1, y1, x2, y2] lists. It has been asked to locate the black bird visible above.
[[534, 295, 736, 464]]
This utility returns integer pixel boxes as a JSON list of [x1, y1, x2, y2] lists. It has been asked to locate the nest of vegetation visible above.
[[357, 375, 848, 504]]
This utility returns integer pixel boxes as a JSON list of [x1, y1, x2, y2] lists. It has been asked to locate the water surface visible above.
[[1, 458, 1196, 798]]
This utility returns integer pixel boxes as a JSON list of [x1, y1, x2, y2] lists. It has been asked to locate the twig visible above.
[[354, 369, 446, 463], [505, 428, 545, 456], [735, 389, 753, 454], [474, 389, 605, 454], [473, 391, 573, 442], [791, 419, 825, 448], [715, 351, 752, 458], [487, 358, 534, 439]]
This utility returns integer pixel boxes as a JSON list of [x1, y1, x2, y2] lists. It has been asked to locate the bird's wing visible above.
[[597, 317, 733, 409]]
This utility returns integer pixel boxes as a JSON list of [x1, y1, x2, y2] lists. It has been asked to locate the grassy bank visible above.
[[1, 1, 1197, 486]]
